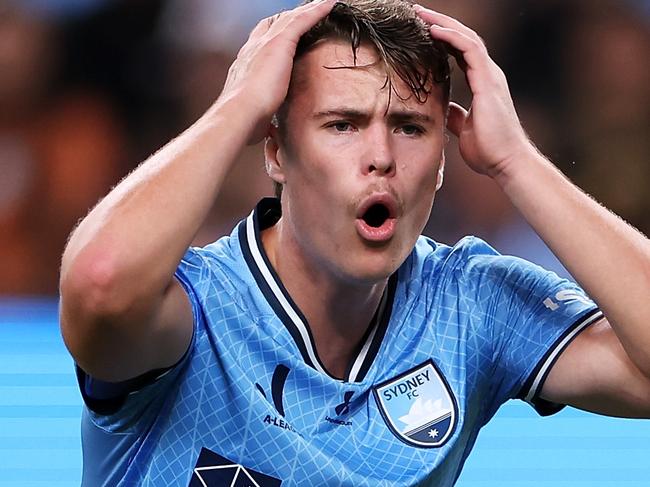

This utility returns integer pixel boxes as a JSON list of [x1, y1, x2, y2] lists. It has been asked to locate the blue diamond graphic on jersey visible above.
[[373, 359, 458, 448], [189, 448, 282, 486]]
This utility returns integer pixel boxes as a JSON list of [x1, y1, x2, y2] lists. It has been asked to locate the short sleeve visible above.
[[76, 247, 204, 432], [459, 238, 602, 418]]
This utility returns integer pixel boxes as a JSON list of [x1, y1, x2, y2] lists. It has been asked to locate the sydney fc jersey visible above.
[[77, 198, 601, 486]]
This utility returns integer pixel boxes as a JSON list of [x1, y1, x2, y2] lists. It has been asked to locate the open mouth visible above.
[[362, 203, 391, 228], [355, 195, 398, 243]]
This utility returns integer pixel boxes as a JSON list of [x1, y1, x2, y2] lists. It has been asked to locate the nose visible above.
[[362, 125, 396, 177]]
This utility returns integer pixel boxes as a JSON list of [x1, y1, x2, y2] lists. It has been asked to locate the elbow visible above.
[[59, 250, 137, 373], [59, 249, 136, 329]]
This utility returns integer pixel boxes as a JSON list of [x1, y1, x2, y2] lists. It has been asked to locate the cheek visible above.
[[402, 148, 441, 190], [285, 140, 354, 195], [401, 151, 441, 216]]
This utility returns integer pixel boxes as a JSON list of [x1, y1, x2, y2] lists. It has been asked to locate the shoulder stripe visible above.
[[522, 308, 604, 405]]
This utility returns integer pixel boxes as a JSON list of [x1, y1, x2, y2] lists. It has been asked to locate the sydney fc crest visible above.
[[373, 360, 457, 448]]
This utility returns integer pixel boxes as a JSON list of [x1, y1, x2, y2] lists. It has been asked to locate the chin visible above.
[[337, 246, 406, 285]]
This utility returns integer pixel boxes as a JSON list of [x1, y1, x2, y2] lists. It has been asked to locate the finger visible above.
[[413, 5, 483, 45], [413, 5, 490, 70], [428, 25, 485, 67], [428, 25, 497, 90], [250, 0, 335, 39], [249, 13, 279, 39], [446, 102, 468, 138], [270, 0, 337, 37]]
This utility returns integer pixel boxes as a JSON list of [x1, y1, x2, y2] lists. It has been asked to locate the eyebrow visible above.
[[313, 109, 434, 124], [313, 109, 366, 120], [388, 110, 434, 125]]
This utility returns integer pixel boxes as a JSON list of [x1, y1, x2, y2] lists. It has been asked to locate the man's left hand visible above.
[[415, 5, 535, 179]]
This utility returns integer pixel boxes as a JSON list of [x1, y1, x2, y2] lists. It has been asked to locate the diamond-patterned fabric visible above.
[[79, 206, 598, 486]]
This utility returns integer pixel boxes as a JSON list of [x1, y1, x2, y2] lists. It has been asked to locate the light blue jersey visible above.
[[77, 198, 601, 486]]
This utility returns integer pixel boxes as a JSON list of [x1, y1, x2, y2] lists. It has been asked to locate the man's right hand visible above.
[[220, 0, 337, 144]]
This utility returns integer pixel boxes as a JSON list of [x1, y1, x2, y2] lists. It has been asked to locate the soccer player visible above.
[[59, 0, 650, 485]]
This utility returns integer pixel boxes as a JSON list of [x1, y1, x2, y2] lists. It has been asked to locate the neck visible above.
[[261, 220, 388, 379]]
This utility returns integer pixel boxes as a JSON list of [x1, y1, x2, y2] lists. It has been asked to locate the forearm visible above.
[[61, 94, 256, 313], [495, 149, 650, 375]]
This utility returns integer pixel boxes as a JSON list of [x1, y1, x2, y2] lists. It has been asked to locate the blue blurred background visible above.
[[0, 0, 649, 485]]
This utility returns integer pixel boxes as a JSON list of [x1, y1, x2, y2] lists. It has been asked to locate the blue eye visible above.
[[332, 122, 353, 132], [399, 125, 424, 136]]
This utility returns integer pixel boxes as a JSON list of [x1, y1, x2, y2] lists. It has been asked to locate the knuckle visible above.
[[255, 16, 271, 30], [257, 16, 271, 27], [465, 30, 487, 51], [496, 67, 509, 84], [487, 62, 507, 87], [267, 14, 280, 27], [287, 15, 304, 29], [261, 13, 282, 29], [478, 37, 489, 54], [468, 37, 482, 51]]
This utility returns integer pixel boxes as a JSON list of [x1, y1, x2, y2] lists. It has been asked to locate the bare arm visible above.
[[415, 6, 650, 416], [59, 0, 337, 383]]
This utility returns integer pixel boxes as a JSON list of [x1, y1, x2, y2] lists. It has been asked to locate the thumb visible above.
[[446, 102, 469, 138]]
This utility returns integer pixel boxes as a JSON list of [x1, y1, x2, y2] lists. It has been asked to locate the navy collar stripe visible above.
[[237, 220, 313, 366], [239, 199, 396, 383], [353, 274, 397, 381], [346, 283, 389, 381], [244, 211, 330, 377]]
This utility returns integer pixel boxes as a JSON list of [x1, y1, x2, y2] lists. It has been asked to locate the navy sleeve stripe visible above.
[[519, 308, 604, 408]]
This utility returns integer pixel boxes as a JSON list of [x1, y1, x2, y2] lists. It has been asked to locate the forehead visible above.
[[288, 39, 444, 115]]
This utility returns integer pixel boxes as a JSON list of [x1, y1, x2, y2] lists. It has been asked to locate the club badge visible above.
[[373, 359, 458, 448]]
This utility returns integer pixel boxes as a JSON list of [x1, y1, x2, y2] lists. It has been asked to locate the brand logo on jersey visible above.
[[255, 364, 300, 435], [335, 391, 355, 416], [543, 289, 594, 311], [188, 448, 282, 487], [373, 360, 457, 448], [324, 391, 355, 427], [255, 364, 290, 417]]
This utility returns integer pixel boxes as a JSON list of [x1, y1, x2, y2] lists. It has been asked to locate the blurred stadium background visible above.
[[0, 0, 648, 485]]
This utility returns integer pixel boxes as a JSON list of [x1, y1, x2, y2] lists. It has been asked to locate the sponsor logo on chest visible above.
[[373, 359, 457, 448]]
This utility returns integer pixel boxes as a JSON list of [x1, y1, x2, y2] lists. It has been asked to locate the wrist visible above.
[[201, 92, 262, 144], [209, 88, 277, 145], [490, 143, 544, 188], [206, 90, 256, 125]]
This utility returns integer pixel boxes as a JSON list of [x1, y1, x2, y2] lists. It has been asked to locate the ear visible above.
[[435, 154, 446, 192], [264, 125, 287, 186]]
